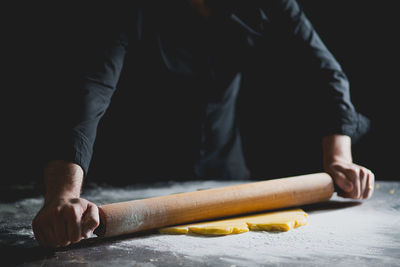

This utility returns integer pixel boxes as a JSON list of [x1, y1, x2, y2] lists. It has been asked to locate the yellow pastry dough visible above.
[[159, 209, 307, 236]]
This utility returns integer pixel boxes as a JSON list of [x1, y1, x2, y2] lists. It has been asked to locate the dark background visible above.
[[2, 1, 399, 187]]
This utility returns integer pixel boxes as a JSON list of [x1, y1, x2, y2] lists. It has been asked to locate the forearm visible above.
[[322, 134, 352, 168], [44, 160, 84, 204]]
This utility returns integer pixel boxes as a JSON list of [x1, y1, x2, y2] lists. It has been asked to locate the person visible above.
[[32, 0, 375, 248]]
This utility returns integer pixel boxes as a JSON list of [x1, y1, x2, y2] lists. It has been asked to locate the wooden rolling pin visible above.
[[94, 172, 334, 238]]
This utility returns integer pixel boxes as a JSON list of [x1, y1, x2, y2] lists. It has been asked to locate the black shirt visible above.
[[48, 0, 370, 180]]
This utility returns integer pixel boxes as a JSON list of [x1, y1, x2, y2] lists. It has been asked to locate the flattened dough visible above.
[[159, 209, 307, 236]]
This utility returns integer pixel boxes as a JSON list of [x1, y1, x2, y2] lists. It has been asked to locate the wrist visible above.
[[322, 134, 353, 168], [44, 160, 84, 204]]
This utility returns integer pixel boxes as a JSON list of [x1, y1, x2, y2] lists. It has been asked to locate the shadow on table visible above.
[[302, 199, 362, 214]]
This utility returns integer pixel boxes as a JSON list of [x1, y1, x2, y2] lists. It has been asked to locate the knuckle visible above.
[[370, 171, 376, 180], [361, 168, 370, 178], [56, 206, 64, 213], [348, 168, 359, 178]]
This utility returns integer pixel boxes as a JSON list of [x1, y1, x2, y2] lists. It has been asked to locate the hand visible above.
[[325, 161, 375, 200], [32, 197, 100, 248]]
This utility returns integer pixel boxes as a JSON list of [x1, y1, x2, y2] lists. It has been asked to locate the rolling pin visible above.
[[94, 172, 334, 238]]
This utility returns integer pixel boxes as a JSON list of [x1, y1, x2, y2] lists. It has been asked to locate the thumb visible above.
[[81, 203, 100, 238]]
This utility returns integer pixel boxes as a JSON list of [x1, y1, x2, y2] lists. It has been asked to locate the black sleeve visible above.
[[46, 26, 128, 176], [260, 0, 370, 142]]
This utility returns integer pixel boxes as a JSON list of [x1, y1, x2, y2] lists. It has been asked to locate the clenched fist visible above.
[[32, 197, 99, 248], [322, 135, 375, 200], [325, 162, 375, 199]]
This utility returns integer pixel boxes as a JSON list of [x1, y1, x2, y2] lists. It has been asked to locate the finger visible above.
[[45, 224, 59, 248], [81, 203, 100, 238], [64, 222, 71, 247], [363, 170, 375, 199], [332, 170, 353, 193], [359, 168, 368, 199], [32, 222, 46, 247], [38, 227, 51, 248], [66, 208, 82, 244], [344, 167, 361, 199], [53, 217, 69, 247], [32, 219, 43, 246]]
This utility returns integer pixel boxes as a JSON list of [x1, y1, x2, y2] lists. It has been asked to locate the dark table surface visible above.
[[1, 179, 399, 267]]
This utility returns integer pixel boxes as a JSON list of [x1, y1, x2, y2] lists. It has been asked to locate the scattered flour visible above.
[[104, 206, 398, 265], [2, 180, 399, 266], [83, 181, 400, 265]]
